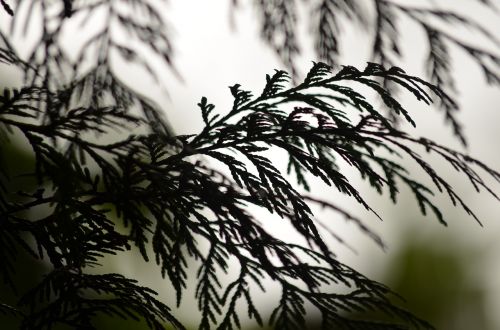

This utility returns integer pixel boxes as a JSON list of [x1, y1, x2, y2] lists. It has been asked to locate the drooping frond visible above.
[[246, 0, 500, 143]]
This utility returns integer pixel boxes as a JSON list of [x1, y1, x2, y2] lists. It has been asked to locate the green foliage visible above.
[[0, 1, 499, 329], [344, 229, 493, 329]]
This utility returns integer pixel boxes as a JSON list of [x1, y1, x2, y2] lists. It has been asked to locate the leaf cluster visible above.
[[245, 0, 500, 143], [0, 1, 499, 330]]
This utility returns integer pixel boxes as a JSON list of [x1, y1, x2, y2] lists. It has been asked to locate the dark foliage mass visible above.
[[0, 1, 499, 329], [250, 0, 500, 142]]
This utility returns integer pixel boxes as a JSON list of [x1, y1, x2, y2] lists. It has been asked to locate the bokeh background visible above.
[[1, 1, 500, 329]]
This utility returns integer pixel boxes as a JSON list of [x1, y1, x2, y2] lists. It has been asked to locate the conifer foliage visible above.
[[1, 1, 499, 329]]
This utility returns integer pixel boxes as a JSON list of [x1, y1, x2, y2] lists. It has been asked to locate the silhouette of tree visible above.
[[0, 1, 499, 329]]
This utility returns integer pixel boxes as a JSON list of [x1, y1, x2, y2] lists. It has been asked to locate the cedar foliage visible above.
[[1, 1, 499, 329]]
